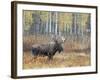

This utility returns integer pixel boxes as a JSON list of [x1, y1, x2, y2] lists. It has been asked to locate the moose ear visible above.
[[61, 36, 65, 43]]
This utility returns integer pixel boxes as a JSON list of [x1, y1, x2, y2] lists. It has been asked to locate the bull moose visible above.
[[32, 35, 65, 60]]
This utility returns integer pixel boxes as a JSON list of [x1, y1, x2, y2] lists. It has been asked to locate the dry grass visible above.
[[23, 35, 51, 51], [23, 51, 90, 69], [23, 35, 90, 69]]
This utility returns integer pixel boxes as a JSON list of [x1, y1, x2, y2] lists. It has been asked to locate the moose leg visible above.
[[48, 56, 51, 60], [31, 50, 38, 62], [29, 55, 37, 63], [48, 53, 53, 61]]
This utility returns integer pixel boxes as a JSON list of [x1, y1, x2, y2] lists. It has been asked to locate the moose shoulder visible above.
[[32, 35, 65, 60]]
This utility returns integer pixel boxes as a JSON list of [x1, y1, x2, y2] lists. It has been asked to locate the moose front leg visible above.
[[48, 53, 53, 61]]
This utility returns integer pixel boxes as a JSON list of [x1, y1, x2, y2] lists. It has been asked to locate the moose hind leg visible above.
[[30, 55, 38, 63]]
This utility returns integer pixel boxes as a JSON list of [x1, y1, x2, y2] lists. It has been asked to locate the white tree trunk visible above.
[[55, 12, 58, 35], [74, 13, 77, 35], [49, 12, 51, 33], [46, 13, 48, 34]]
